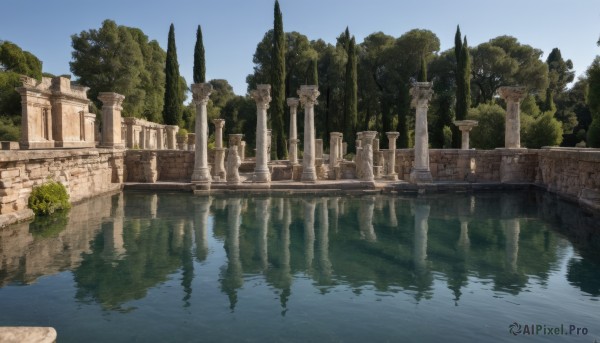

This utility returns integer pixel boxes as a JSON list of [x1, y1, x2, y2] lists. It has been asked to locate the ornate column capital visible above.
[[385, 132, 400, 140], [498, 86, 526, 102], [251, 84, 272, 109], [98, 92, 125, 110], [298, 85, 319, 107], [453, 120, 479, 132], [213, 118, 226, 129], [287, 97, 300, 108], [191, 83, 213, 105], [410, 82, 434, 109]]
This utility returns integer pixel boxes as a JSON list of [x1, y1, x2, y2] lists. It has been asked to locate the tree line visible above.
[[1, 3, 599, 151]]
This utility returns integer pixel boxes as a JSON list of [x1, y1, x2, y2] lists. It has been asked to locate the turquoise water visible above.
[[0, 191, 599, 342]]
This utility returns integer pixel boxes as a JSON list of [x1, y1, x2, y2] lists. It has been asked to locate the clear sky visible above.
[[1, 0, 598, 95]]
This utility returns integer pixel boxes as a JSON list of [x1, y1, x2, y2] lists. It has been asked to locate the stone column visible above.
[[156, 127, 164, 150], [191, 83, 213, 185], [498, 86, 526, 149], [287, 98, 300, 165], [251, 85, 271, 183], [165, 125, 178, 150], [453, 120, 479, 150], [385, 132, 400, 180], [360, 131, 377, 181], [409, 82, 434, 183], [299, 85, 320, 182], [226, 134, 243, 184], [98, 92, 125, 148], [329, 132, 342, 169], [213, 119, 226, 180]]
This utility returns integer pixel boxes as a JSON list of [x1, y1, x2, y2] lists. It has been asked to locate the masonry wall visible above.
[[0, 149, 124, 226]]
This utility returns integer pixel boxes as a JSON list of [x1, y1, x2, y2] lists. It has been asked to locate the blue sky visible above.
[[1, 0, 598, 95]]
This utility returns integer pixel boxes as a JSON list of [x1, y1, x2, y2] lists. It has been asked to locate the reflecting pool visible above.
[[0, 191, 599, 342]]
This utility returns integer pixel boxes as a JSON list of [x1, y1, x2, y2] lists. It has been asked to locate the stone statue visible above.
[[226, 146, 242, 184]]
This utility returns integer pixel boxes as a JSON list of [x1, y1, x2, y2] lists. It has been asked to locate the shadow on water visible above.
[[0, 189, 599, 311]]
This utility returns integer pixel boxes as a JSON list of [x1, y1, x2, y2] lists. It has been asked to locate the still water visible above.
[[0, 191, 599, 342]]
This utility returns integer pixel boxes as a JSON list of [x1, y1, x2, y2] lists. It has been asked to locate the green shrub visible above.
[[442, 125, 453, 148], [522, 112, 563, 148], [467, 103, 506, 149], [28, 181, 71, 216]]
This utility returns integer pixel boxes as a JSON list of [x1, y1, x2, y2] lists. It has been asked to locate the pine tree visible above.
[[193, 25, 206, 84], [163, 23, 182, 125], [344, 36, 358, 151], [271, 0, 287, 159]]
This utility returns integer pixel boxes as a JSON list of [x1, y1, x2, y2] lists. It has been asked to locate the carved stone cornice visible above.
[[498, 86, 527, 102], [410, 82, 434, 109], [191, 83, 213, 105], [251, 84, 271, 109], [298, 85, 319, 107]]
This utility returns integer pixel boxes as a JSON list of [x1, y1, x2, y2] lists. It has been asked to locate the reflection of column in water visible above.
[[149, 193, 158, 219], [279, 199, 292, 308], [276, 198, 284, 221], [388, 197, 398, 227], [214, 199, 227, 210], [413, 201, 430, 272], [329, 197, 339, 233], [224, 198, 243, 310], [457, 218, 470, 251], [318, 198, 332, 282], [502, 219, 520, 272], [339, 198, 346, 216], [256, 198, 270, 271], [303, 199, 316, 271], [103, 193, 126, 260], [172, 219, 185, 251], [194, 197, 213, 262], [359, 196, 377, 242]]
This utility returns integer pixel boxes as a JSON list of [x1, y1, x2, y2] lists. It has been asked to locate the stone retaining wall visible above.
[[0, 149, 123, 226]]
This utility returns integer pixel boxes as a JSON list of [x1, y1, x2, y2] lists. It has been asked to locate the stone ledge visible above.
[[0, 208, 34, 228], [0, 327, 56, 343]]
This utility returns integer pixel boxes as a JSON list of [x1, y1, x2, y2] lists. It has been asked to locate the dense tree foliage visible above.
[[0, 40, 43, 140], [586, 57, 600, 147], [344, 36, 358, 151], [71, 20, 166, 122]]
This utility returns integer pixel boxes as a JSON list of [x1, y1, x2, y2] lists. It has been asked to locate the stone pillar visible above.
[[156, 127, 164, 150], [240, 141, 246, 161], [453, 120, 478, 150], [98, 92, 125, 148], [498, 86, 526, 149], [213, 119, 226, 180], [287, 98, 300, 165], [227, 134, 244, 184], [409, 82, 434, 183], [299, 85, 320, 182], [191, 83, 213, 185], [385, 132, 400, 180], [360, 131, 377, 181], [251, 85, 272, 183], [329, 132, 342, 169], [165, 125, 178, 150]]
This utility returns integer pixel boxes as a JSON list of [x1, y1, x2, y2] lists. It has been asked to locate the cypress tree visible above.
[[193, 25, 206, 83], [454, 25, 462, 62], [418, 54, 427, 82], [344, 36, 358, 151], [458, 36, 471, 116], [163, 23, 182, 126], [271, 0, 287, 159], [307, 57, 318, 85]]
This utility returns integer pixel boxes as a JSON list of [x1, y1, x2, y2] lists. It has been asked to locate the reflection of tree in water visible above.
[[74, 219, 182, 310]]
